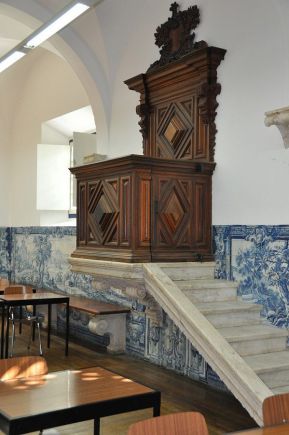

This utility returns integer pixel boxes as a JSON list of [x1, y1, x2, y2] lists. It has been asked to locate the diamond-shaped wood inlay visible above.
[[88, 181, 119, 244], [157, 102, 193, 159], [158, 180, 190, 246], [162, 190, 186, 233]]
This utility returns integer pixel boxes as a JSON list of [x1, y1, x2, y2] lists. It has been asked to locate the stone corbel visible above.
[[88, 313, 127, 353], [265, 106, 289, 148]]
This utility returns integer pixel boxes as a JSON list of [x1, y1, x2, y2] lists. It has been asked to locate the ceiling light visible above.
[[0, 51, 26, 73], [24, 2, 90, 49]]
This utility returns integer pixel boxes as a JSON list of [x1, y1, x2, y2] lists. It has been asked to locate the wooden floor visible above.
[[0, 329, 257, 435]]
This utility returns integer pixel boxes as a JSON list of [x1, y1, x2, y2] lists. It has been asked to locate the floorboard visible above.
[[0, 328, 257, 434]]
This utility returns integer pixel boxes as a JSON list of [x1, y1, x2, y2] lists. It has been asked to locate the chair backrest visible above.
[[0, 278, 9, 290], [0, 356, 48, 381], [127, 412, 209, 435], [263, 393, 289, 426], [4, 285, 32, 295]]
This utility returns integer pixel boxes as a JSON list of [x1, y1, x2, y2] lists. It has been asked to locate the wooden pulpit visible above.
[[70, 3, 226, 263]]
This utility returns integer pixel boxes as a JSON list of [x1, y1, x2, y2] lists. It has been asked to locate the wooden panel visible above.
[[193, 178, 212, 257], [194, 182, 206, 245], [139, 178, 151, 245], [78, 182, 86, 245], [126, 46, 225, 162], [155, 101, 194, 160], [195, 96, 209, 160], [120, 177, 131, 246], [152, 175, 193, 258], [70, 156, 215, 262], [87, 178, 119, 247]]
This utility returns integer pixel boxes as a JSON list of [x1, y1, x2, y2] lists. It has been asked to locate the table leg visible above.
[[5, 306, 10, 358], [1, 304, 5, 358], [94, 417, 100, 435], [153, 392, 161, 417], [47, 304, 51, 348], [65, 300, 69, 356]]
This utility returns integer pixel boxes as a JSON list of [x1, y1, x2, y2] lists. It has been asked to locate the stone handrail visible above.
[[143, 263, 272, 425]]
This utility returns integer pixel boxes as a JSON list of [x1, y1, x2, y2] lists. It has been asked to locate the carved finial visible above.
[[169, 2, 179, 17], [148, 3, 205, 72]]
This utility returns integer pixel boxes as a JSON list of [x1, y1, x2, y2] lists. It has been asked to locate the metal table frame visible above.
[[0, 292, 69, 358]]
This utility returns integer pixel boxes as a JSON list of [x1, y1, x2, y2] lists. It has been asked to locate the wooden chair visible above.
[[0, 277, 9, 291], [0, 355, 48, 381], [127, 412, 209, 435], [4, 285, 43, 357], [263, 393, 289, 426]]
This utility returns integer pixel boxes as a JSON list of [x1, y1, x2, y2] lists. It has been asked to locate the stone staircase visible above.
[[144, 262, 289, 425], [69, 256, 289, 425], [165, 263, 289, 393]]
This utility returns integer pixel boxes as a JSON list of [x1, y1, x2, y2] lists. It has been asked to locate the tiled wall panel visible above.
[[9, 225, 289, 391]]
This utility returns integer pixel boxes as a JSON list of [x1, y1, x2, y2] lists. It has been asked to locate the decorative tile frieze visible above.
[[6, 224, 289, 394], [214, 225, 289, 328]]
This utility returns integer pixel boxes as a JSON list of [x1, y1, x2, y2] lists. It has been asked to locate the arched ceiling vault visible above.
[[0, 0, 109, 150]]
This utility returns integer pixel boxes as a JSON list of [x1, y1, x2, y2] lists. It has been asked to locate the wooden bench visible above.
[[33, 290, 130, 353], [68, 296, 130, 353]]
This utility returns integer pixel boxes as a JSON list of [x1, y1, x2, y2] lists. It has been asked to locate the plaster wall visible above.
[[102, 0, 289, 224], [0, 48, 89, 227], [1, 0, 289, 225], [41, 123, 69, 145]]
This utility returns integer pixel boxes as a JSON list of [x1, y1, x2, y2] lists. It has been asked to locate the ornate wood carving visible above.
[[149, 2, 203, 72], [125, 3, 226, 161], [135, 75, 150, 145], [71, 4, 226, 263], [70, 156, 215, 262]]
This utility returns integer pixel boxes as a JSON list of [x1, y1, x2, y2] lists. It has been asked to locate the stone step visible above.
[[160, 262, 215, 281], [245, 351, 289, 388], [178, 279, 238, 303], [177, 279, 238, 289], [218, 324, 288, 356], [195, 300, 262, 327], [271, 385, 289, 395]]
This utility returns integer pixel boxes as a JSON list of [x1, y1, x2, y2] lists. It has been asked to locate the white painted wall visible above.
[[41, 123, 68, 145], [1, 0, 289, 225], [0, 48, 89, 226], [37, 144, 70, 211], [73, 132, 97, 166], [0, 57, 34, 225], [101, 0, 289, 225]]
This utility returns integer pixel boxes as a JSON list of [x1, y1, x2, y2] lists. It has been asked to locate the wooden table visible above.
[[0, 292, 69, 358], [0, 366, 161, 435], [227, 423, 289, 434]]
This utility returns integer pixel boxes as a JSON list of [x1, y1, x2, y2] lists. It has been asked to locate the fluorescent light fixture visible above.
[[24, 2, 89, 49], [0, 51, 26, 73]]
